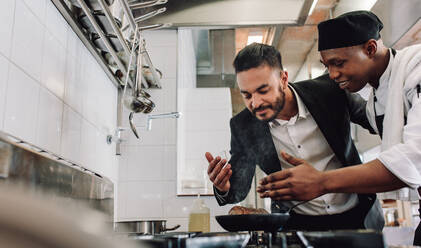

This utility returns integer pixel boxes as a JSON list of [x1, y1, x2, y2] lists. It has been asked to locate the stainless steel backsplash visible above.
[[0, 131, 114, 220]]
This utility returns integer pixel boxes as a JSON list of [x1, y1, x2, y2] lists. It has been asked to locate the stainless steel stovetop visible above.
[[124, 229, 385, 248]]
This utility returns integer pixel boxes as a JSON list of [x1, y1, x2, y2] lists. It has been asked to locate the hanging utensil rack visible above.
[[50, 0, 175, 144], [49, 0, 168, 89]]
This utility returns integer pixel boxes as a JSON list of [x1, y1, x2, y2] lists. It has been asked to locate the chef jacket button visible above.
[[297, 145, 301, 148], [327, 205, 330, 209]]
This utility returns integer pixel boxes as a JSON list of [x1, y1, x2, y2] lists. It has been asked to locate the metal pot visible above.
[[91, 33, 125, 52], [79, 10, 122, 34], [142, 65, 162, 88], [114, 220, 180, 235]]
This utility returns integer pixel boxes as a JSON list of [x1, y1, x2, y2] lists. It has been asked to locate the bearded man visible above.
[[204, 43, 384, 231]]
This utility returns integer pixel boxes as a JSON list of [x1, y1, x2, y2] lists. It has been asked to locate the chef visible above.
[[257, 10, 421, 244]]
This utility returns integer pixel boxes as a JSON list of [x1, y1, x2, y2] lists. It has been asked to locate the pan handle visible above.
[[286, 200, 311, 213], [129, 112, 140, 139], [164, 224, 181, 232]]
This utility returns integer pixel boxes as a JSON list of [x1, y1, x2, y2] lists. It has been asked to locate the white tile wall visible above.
[[0, 55, 10, 129], [60, 104, 82, 164], [80, 120, 98, 171], [4, 63, 40, 144], [117, 30, 235, 232], [11, 0, 45, 82], [0, 0, 119, 183], [125, 181, 166, 218], [36, 87, 63, 155], [96, 132, 118, 182], [41, 31, 66, 99], [117, 182, 128, 218], [64, 50, 83, 114], [45, 0, 67, 47], [0, 0, 16, 58], [162, 146, 177, 180], [22, 0, 46, 23], [184, 131, 231, 160]]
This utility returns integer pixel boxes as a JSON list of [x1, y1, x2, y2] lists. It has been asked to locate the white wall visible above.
[[117, 30, 234, 232], [0, 0, 118, 182], [177, 88, 232, 195]]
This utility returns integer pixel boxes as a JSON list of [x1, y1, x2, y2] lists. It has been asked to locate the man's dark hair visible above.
[[233, 43, 283, 73]]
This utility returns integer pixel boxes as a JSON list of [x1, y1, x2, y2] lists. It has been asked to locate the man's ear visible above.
[[364, 39, 378, 58], [281, 70, 289, 89]]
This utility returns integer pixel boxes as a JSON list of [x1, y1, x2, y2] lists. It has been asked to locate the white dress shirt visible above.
[[268, 87, 358, 215], [367, 47, 421, 200]]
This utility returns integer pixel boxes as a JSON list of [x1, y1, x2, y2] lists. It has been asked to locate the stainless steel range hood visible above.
[[133, 0, 315, 28], [371, 0, 421, 47], [194, 29, 236, 88]]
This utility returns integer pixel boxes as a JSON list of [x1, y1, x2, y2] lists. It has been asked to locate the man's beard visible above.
[[252, 88, 285, 122]]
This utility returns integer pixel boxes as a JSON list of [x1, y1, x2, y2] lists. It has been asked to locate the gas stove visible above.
[[125, 229, 385, 248]]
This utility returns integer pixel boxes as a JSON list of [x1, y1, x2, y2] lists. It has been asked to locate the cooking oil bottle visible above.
[[188, 194, 210, 232]]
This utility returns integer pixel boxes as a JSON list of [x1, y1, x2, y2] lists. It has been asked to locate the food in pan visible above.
[[228, 206, 269, 215]]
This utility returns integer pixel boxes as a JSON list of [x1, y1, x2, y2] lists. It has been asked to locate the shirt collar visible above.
[[376, 48, 394, 95], [269, 85, 308, 128]]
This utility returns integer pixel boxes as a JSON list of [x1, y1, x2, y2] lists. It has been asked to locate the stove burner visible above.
[[247, 231, 306, 248], [246, 229, 385, 248]]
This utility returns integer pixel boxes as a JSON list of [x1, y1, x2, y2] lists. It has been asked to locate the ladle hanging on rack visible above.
[[122, 29, 155, 139]]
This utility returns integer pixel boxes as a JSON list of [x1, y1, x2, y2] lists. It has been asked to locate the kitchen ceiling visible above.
[[133, 0, 421, 84], [133, 0, 315, 27], [133, 0, 334, 83], [275, 0, 338, 80]]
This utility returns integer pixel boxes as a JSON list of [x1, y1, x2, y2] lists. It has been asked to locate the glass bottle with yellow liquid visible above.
[[188, 195, 210, 232]]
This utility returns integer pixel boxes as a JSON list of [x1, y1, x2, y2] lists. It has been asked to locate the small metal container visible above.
[[91, 33, 124, 52], [114, 220, 180, 235]]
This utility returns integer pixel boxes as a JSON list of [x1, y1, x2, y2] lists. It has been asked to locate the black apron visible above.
[[373, 49, 421, 246]]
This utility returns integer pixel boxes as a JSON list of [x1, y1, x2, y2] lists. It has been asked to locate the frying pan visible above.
[[215, 213, 290, 232], [215, 201, 308, 232]]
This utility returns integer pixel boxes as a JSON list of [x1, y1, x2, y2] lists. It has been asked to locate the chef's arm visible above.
[[333, 86, 421, 193], [322, 159, 407, 194], [259, 152, 418, 202]]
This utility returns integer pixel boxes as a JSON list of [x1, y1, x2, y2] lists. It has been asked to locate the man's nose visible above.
[[328, 67, 340, 81], [251, 94, 263, 109]]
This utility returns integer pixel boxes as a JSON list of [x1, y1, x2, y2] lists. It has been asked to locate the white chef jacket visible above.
[[366, 45, 421, 200]]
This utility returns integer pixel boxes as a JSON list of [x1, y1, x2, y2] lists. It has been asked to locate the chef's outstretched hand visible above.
[[205, 152, 232, 193], [257, 151, 326, 201]]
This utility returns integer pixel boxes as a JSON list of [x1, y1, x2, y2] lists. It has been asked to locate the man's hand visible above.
[[205, 152, 232, 193], [257, 151, 326, 201]]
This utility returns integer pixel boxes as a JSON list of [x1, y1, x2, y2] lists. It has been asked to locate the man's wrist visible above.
[[214, 186, 228, 195], [320, 171, 332, 194]]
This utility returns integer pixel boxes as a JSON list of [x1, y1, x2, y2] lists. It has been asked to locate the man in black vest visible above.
[[205, 43, 384, 231]]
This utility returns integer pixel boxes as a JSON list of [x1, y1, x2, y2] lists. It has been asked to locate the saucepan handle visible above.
[[164, 224, 181, 231], [129, 112, 140, 139]]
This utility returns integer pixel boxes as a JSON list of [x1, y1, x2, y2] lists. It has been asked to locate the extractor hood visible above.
[[371, 0, 421, 48], [133, 0, 315, 28]]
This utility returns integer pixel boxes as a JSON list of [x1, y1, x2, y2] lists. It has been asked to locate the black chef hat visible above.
[[318, 10, 383, 51]]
